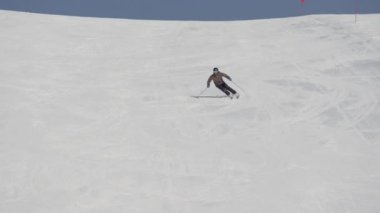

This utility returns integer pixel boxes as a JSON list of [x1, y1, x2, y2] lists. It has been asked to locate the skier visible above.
[[207, 67, 239, 99]]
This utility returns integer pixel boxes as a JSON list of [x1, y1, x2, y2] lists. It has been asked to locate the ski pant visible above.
[[216, 82, 236, 96]]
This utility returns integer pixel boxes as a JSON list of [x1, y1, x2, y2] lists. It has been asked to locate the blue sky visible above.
[[0, 0, 379, 20]]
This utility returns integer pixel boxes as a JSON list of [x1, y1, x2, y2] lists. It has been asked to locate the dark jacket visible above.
[[207, 72, 232, 87]]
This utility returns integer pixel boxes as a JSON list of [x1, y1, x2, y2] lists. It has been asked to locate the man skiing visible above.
[[207, 67, 239, 99]]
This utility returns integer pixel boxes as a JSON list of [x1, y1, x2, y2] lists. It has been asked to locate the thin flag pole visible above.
[[355, 0, 359, 23], [300, 0, 305, 15]]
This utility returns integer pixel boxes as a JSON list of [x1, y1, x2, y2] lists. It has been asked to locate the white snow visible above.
[[1, 10, 380, 213]]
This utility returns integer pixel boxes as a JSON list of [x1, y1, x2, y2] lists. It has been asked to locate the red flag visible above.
[[300, 0, 305, 4]]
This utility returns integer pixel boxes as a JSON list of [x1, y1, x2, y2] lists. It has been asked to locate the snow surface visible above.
[[1, 10, 380, 213]]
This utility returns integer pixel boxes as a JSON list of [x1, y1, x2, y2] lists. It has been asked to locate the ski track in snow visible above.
[[0, 10, 380, 213]]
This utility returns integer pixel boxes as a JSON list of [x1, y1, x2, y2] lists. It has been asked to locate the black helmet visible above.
[[213, 67, 219, 72]]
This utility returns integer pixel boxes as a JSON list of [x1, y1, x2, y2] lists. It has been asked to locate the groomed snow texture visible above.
[[1, 10, 380, 213]]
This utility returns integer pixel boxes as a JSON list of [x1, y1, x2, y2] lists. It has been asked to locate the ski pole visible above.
[[230, 81, 246, 94], [197, 87, 208, 97]]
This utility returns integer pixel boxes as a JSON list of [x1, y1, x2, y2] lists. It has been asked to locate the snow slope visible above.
[[1, 10, 380, 213]]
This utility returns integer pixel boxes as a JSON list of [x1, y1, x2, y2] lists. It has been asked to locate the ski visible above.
[[191, 95, 228, 99]]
